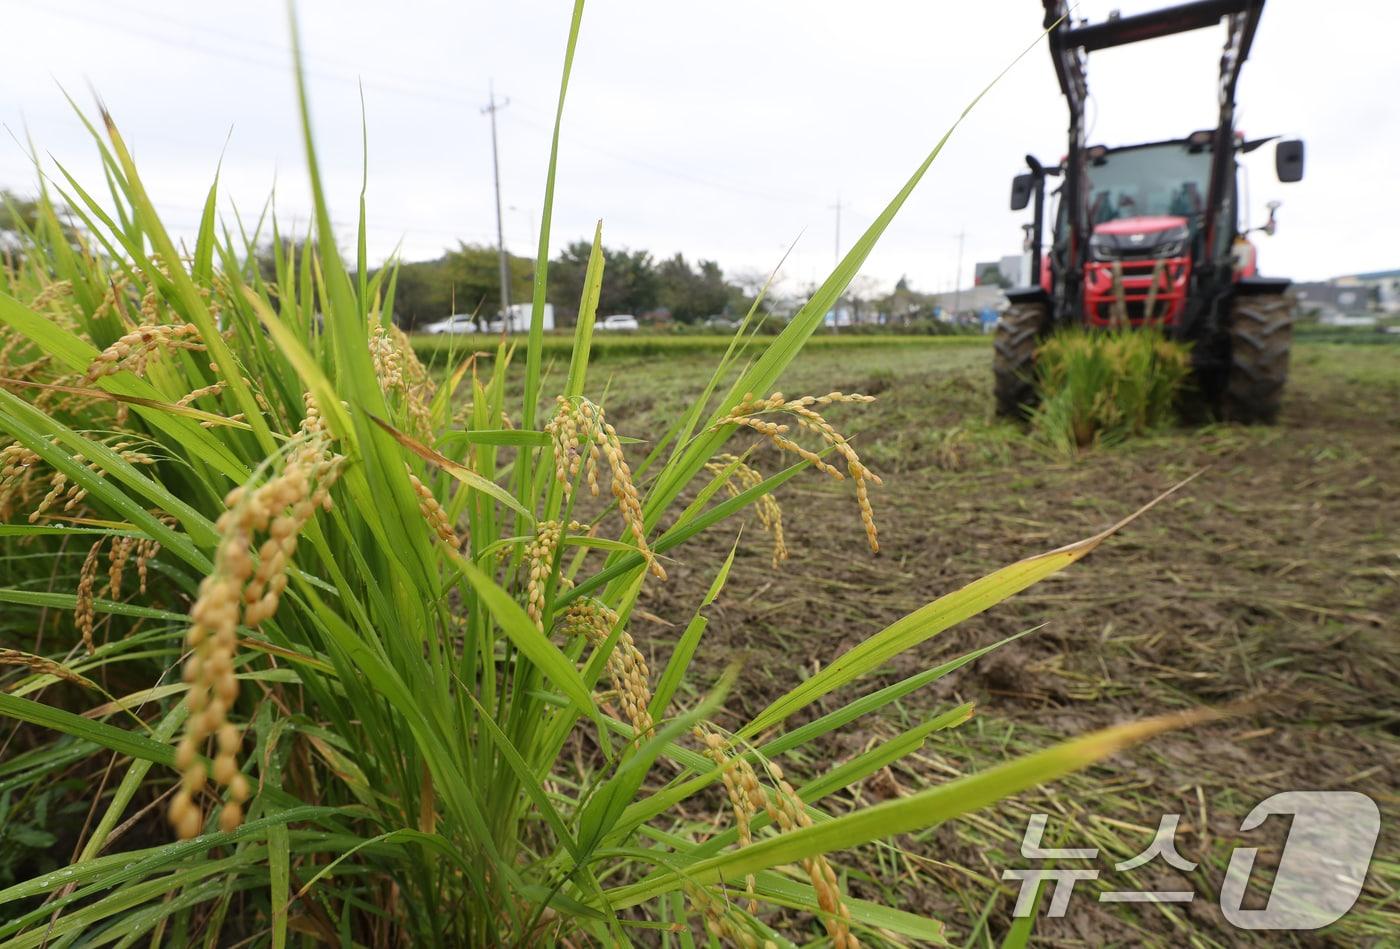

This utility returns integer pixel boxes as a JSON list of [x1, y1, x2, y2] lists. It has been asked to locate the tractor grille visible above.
[[1093, 299, 1163, 322], [1084, 257, 1189, 327], [1090, 227, 1189, 262], [1098, 244, 1162, 261]]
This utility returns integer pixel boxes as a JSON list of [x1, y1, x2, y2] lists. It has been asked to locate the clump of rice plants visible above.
[[1030, 327, 1192, 453], [0, 5, 1205, 945]]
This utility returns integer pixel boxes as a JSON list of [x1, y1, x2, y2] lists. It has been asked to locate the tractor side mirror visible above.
[[1262, 200, 1281, 236], [1010, 173, 1034, 211], [1276, 139, 1305, 183]]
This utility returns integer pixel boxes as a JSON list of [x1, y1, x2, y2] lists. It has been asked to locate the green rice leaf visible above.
[[607, 710, 1212, 908]]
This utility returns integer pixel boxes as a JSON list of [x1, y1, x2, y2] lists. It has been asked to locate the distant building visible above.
[[999, 254, 1026, 286], [1292, 268, 1399, 322], [929, 284, 1007, 318], [1333, 269, 1400, 314], [973, 254, 1025, 288], [501, 302, 554, 332], [824, 304, 857, 327], [1291, 282, 1366, 321]]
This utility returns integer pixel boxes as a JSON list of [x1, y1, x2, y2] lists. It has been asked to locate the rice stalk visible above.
[[0, 648, 99, 691], [170, 399, 343, 837], [0, 6, 1207, 943], [718, 391, 883, 552], [705, 453, 787, 567], [1031, 327, 1191, 454]]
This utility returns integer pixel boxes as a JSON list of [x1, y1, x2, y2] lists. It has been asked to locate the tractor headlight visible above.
[[1088, 233, 1115, 261], [1154, 228, 1189, 258]]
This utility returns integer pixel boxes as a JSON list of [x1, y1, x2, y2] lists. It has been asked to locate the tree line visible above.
[[0, 191, 983, 332], [385, 241, 759, 328], [0, 191, 757, 330]]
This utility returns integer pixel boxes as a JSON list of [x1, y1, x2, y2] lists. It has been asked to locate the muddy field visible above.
[[595, 340, 1399, 946]]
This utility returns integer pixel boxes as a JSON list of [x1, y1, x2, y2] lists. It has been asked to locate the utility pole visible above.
[[482, 81, 511, 330], [830, 195, 847, 330], [952, 227, 966, 316]]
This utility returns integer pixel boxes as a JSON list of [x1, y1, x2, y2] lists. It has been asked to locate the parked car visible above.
[[598, 314, 640, 331], [420, 314, 478, 335]]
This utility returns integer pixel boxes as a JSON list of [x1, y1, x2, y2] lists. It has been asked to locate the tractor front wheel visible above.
[[993, 301, 1048, 419], [1223, 294, 1293, 424]]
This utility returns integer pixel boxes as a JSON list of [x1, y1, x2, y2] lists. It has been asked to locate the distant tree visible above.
[[657, 254, 732, 323], [378, 237, 769, 331], [390, 257, 457, 328], [722, 267, 775, 322], [254, 237, 322, 287], [381, 245, 530, 329], [884, 275, 920, 325], [728, 267, 780, 310], [547, 242, 589, 324], [444, 243, 532, 318], [729, 268, 774, 298], [0, 191, 41, 251], [846, 274, 883, 324], [549, 241, 660, 324], [1, 190, 81, 263], [976, 265, 1011, 289]]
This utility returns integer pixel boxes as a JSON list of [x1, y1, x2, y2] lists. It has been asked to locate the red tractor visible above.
[[996, 0, 1305, 423]]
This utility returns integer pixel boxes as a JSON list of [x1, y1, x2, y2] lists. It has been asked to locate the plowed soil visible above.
[[598, 340, 1399, 946]]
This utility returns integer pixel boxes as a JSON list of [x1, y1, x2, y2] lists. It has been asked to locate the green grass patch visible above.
[[410, 331, 990, 365], [1294, 324, 1400, 345]]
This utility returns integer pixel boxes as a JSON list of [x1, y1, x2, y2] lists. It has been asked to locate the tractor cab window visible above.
[[1084, 143, 1212, 226]]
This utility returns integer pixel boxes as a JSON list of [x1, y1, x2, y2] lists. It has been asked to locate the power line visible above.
[[11, 1, 854, 228], [506, 112, 832, 209], [12, 0, 494, 111], [9, 4, 1010, 278], [76, 0, 494, 103], [6, 0, 509, 121]]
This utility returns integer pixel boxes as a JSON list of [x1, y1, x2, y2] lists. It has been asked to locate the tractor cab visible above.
[[1015, 130, 1301, 329], [1079, 138, 1210, 326]]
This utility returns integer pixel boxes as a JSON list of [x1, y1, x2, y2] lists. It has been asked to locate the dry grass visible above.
[[592, 340, 1400, 946]]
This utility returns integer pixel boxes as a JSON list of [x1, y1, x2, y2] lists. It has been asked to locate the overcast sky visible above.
[[3, 0, 1396, 296]]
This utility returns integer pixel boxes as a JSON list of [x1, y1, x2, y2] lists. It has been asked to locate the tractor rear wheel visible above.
[[993, 301, 1047, 419], [1222, 294, 1293, 424]]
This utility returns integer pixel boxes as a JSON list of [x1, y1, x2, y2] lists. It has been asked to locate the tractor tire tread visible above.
[[993, 302, 1048, 420], [1223, 294, 1292, 424]]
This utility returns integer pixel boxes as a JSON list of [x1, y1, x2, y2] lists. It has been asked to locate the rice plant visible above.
[[0, 5, 1200, 944], [1030, 327, 1192, 454]]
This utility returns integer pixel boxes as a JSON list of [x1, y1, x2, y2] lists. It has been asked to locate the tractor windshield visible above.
[[1085, 142, 1212, 225]]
